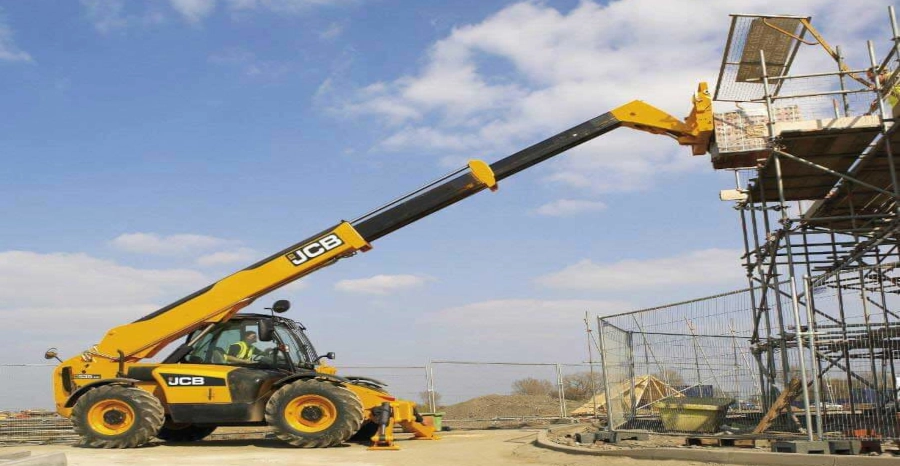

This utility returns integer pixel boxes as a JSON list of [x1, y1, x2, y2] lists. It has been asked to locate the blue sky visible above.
[[1, 0, 894, 408]]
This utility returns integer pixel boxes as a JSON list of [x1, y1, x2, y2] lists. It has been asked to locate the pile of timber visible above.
[[0, 411, 76, 445]]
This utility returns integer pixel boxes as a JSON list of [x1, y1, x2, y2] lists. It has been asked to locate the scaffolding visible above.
[[713, 8, 900, 440]]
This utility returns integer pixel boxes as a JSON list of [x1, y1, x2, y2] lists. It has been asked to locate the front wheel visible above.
[[265, 379, 364, 448], [71, 385, 165, 448]]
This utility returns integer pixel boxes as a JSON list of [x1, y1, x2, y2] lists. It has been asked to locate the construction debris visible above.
[[570, 375, 682, 416], [0, 411, 75, 446]]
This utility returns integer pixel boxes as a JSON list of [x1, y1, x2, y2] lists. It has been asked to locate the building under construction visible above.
[[599, 8, 900, 442]]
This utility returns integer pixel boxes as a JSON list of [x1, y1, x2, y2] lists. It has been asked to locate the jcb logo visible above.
[[160, 373, 226, 387], [167, 376, 205, 386], [285, 234, 344, 266]]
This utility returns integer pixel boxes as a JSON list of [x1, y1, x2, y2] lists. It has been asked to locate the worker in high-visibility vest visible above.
[[226, 331, 260, 364], [868, 67, 900, 119]]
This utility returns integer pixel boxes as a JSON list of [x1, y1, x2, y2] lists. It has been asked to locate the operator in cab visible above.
[[225, 331, 260, 364]]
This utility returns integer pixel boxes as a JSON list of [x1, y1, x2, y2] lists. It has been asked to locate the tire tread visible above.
[[265, 379, 364, 448], [71, 385, 165, 449]]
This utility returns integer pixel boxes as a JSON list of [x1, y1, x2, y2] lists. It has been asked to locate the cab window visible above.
[[185, 321, 276, 366]]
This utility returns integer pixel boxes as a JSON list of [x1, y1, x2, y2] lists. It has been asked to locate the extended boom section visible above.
[[355, 83, 712, 242]]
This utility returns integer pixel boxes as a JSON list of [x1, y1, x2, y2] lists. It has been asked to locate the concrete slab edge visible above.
[[4, 453, 67, 466], [533, 429, 898, 466]]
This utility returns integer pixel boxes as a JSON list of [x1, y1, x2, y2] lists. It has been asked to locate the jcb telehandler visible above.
[[47, 84, 713, 449]]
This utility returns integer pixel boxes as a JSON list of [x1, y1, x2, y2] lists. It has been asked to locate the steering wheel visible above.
[[252, 347, 277, 362], [211, 348, 226, 364]]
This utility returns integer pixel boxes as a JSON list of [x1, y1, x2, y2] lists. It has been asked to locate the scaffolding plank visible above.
[[802, 122, 899, 236], [744, 116, 882, 202], [737, 18, 804, 83]]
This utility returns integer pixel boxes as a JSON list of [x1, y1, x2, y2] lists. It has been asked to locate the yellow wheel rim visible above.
[[87, 399, 135, 436], [284, 395, 337, 433]]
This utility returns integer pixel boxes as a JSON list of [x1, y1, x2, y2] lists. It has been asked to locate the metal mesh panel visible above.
[[714, 75, 878, 157], [598, 322, 631, 429], [429, 361, 568, 429], [337, 365, 426, 404], [598, 289, 767, 434], [805, 263, 900, 440], [716, 16, 806, 102]]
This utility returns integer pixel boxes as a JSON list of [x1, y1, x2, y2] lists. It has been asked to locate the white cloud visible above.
[[111, 232, 237, 256], [535, 199, 607, 217], [334, 274, 432, 295], [196, 247, 258, 266], [169, 0, 216, 23], [0, 250, 212, 372], [537, 248, 744, 291], [0, 251, 207, 317], [420, 298, 630, 360], [80, 0, 166, 33], [226, 0, 353, 14], [80, 0, 128, 33], [281, 279, 309, 293], [319, 22, 344, 40], [208, 47, 290, 79], [0, 9, 32, 62], [340, 0, 887, 192]]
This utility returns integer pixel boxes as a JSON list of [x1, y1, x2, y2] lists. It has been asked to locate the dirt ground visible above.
[[5, 429, 732, 466]]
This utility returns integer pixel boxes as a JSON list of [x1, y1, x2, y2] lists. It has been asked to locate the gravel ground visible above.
[[5, 429, 741, 466]]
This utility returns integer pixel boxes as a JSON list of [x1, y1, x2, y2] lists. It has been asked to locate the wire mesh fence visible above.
[[427, 361, 605, 429], [713, 14, 883, 161], [803, 262, 900, 440], [337, 365, 428, 406], [598, 288, 767, 435], [596, 268, 900, 441]]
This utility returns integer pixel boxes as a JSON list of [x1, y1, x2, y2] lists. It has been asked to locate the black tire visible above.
[[71, 384, 165, 448], [156, 420, 217, 442], [265, 379, 364, 448]]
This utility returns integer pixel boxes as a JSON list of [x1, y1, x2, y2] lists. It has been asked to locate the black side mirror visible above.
[[317, 352, 336, 362], [44, 348, 62, 363], [272, 300, 291, 313], [258, 318, 275, 342]]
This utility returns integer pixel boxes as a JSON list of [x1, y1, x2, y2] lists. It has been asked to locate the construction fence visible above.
[[597, 273, 900, 441], [598, 288, 766, 435]]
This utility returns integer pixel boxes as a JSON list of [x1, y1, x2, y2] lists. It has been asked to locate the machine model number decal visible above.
[[73, 374, 101, 380], [160, 374, 226, 387], [285, 234, 344, 266]]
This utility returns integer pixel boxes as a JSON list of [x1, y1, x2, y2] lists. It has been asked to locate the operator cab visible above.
[[171, 301, 333, 371]]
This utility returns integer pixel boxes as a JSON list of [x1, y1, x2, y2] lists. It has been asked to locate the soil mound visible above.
[[442, 394, 562, 419]]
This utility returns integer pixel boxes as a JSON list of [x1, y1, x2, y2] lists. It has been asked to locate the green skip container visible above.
[[421, 412, 445, 431], [653, 397, 733, 433]]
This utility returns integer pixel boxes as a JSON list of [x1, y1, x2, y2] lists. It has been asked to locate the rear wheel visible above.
[[71, 385, 165, 448], [156, 420, 217, 442], [265, 379, 364, 448]]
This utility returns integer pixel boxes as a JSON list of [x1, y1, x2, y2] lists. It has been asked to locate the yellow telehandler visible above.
[[46, 84, 713, 449]]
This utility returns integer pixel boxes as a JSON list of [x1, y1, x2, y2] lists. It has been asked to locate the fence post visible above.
[[426, 360, 436, 413], [803, 276, 825, 440], [555, 363, 566, 418], [627, 331, 636, 421], [598, 316, 614, 432]]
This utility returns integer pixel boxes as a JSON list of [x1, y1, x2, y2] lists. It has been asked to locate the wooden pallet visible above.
[[685, 436, 771, 448]]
